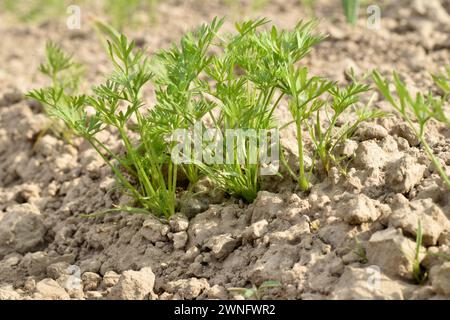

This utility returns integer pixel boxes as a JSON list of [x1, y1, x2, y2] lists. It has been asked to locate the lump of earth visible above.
[[0, 204, 46, 257], [172, 231, 188, 250], [204, 233, 239, 260], [389, 196, 450, 246], [34, 279, 70, 300], [366, 228, 424, 279], [180, 197, 209, 219], [386, 155, 426, 193], [169, 214, 189, 232], [353, 141, 387, 169], [140, 218, 169, 243], [102, 271, 120, 288], [82, 272, 102, 291], [337, 193, 382, 225], [430, 262, 450, 297], [248, 244, 299, 284], [163, 278, 210, 300], [0, 88, 23, 106], [331, 266, 406, 299], [242, 219, 269, 242], [356, 122, 389, 141], [250, 191, 284, 223], [108, 267, 156, 300], [0, 285, 21, 300], [392, 123, 420, 147]]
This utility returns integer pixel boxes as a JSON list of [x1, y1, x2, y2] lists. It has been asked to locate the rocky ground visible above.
[[0, 0, 450, 300]]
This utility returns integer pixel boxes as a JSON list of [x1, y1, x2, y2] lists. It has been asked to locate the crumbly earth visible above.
[[0, 0, 450, 300]]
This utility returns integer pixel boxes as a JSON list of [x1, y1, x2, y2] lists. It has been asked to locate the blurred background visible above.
[[0, 0, 449, 94], [0, 0, 388, 30]]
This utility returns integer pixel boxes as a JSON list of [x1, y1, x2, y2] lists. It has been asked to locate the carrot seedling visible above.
[[308, 81, 386, 174], [373, 70, 450, 189], [105, 0, 160, 30], [29, 34, 179, 218], [432, 68, 450, 125], [29, 18, 383, 217], [195, 18, 286, 201], [432, 68, 450, 97], [31, 41, 84, 140], [412, 219, 427, 284], [228, 280, 281, 300], [342, 0, 360, 25]]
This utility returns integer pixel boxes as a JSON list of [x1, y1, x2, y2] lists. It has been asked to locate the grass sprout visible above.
[[342, 0, 360, 25], [2, 0, 66, 23], [105, 0, 160, 30], [432, 68, 450, 125], [283, 68, 333, 190], [228, 280, 281, 300], [373, 70, 450, 189], [197, 19, 352, 197], [412, 219, 427, 284], [354, 237, 368, 264], [299, 0, 317, 16], [432, 68, 450, 97]]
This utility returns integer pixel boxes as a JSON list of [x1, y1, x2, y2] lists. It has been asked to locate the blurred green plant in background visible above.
[[0, 0, 383, 29], [299, 0, 317, 16], [1, 0, 68, 22], [105, 0, 160, 30], [342, 0, 360, 25], [0, 0, 159, 30]]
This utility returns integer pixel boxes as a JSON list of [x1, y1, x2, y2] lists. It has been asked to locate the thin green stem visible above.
[[296, 118, 309, 191], [421, 136, 450, 189], [404, 116, 450, 189], [280, 149, 297, 180], [267, 92, 285, 121], [87, 138, 141, 200]]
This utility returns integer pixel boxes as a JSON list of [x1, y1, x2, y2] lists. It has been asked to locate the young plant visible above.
[[221, 19, 330, 193], [228, 280, 281, 300], [28, 18, 382, 218], [433, 68, 450, 98], [190, 19, 282, 201], [2, 0, 66, 23], [307, 81, 386, 174], [342, 0, 360, 25], [247, 21, 380, 191], [354, 237, 368, 264], [198, 19, 336, 198], [35, 41, 84, 139], [282, 67, 333, 190], [39, 41, 84, 94], [432, 68, 450, 125], [412, 220, 427, 284], [299, 0, 317, 16], [105, 0, 160, 30], [193, 19, 379, 195], [151, 17, 224, 188], [29, 34, 178, 218], [373, 70, 450, 189]]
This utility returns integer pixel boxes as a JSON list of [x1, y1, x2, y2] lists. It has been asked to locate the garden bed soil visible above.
[[0, 0, 450, 300]]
